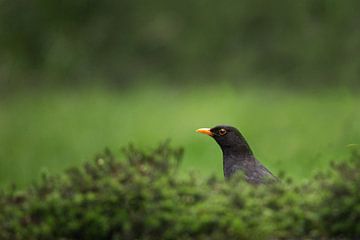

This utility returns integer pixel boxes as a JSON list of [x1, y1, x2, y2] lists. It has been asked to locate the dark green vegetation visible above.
[[1, 87, 359, 186], [1, 143, 359, 239], [1, 0, 360, 89]]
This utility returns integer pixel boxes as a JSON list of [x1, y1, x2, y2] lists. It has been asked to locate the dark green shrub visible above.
[[0, 144, 359, 239]]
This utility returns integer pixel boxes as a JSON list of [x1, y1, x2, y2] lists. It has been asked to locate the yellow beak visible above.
[[196, 128, 213, 136]]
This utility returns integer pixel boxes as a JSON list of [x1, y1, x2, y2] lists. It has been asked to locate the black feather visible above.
[[210, 125, 278, 184]]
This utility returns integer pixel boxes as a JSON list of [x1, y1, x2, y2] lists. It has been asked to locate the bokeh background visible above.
[[1, 0, 360, 186]]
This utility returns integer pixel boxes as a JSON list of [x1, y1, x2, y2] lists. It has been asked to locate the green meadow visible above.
[[1, 85, 359, 187]]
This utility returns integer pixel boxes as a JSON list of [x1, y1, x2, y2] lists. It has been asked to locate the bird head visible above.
[[196, 125, 253, 155]]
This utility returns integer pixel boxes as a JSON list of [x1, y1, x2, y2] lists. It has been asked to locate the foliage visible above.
[[0, 144, 359, 239], [1, 0, 360, 88]]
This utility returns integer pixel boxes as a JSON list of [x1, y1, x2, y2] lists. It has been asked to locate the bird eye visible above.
[[219, 128, 227, 136]]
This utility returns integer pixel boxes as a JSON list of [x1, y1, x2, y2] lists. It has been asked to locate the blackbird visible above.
[[196, 125, 278, 184]]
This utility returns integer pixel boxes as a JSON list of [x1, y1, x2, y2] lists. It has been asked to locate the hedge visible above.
[[0, 143, 359, 239]]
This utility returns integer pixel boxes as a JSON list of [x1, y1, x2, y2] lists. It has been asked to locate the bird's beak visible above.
[[196, 128, 213, 136]]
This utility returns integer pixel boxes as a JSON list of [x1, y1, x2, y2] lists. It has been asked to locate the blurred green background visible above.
[[1, 0, 360, 186]]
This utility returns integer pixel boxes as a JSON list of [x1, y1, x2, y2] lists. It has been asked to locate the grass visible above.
[[1, 84, 359, 186]]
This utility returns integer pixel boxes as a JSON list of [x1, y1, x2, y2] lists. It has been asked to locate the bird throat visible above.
[[221, 143, 254, 178], [220, 141, 253, 157]]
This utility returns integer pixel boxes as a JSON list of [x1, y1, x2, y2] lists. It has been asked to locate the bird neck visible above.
[[221, 142, 253, 159], [222, 145, 254, 178]]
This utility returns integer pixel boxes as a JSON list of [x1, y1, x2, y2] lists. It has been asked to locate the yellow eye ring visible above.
[[219, 128, 227, 136]]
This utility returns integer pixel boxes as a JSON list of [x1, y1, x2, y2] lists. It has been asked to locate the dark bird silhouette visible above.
[[196, 125, 278, 184]]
